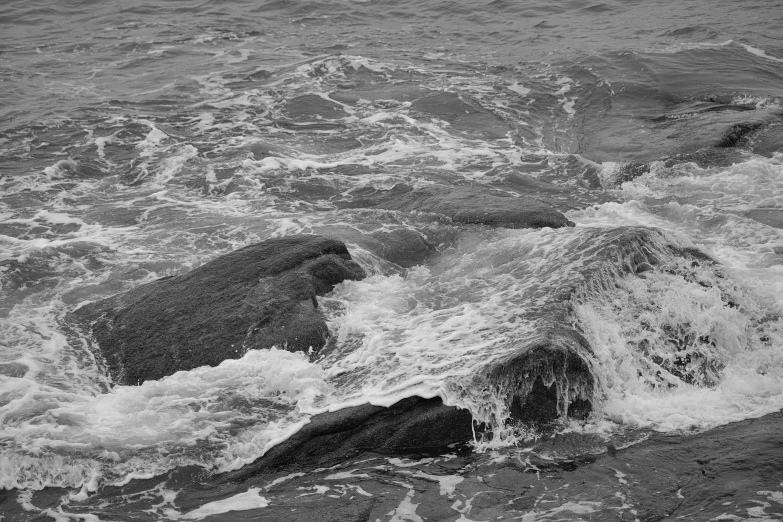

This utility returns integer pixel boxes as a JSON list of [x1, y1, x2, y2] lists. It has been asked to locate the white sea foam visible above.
[[3, 43, 783, 500], [573, 155, 783, 311], [136, 126, 168, 157], [738, 42, 783, 63], [387, 485, 423, 522], [0, 349, 329, 490], [576, 272, 783, 432], [651, 40, 734, 54], [176, 488, 269, 519], [517, 501, 602, 521], [508, 82, 531, 96], [10, 221, 756, 488], [567, 154, 783, 433]]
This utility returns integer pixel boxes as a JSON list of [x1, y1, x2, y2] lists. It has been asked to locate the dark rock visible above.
[[486, 330, 595, 425], [511, 376, 561, 424], [218, 410, 783, 521], [663, 147, 748, 169], [369, 228, 436, 268], [599, 410, 783, 520], [601, 148, 747, 187], [649, 103, 755, 122], [340, 184, 574, 229], [610, 162, 651, 186], [223, 396, 476, 480], [282, 501, 376, 522], [246, 69, 272, 81], [700, 103, 756, 114], [715, 122, 762, 148], [71, 236, 365, 385]]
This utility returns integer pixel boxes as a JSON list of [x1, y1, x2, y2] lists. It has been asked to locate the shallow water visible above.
[[2, 0, 783, 519]]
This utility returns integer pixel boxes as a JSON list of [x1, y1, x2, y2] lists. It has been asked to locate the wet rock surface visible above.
[[71, 235, 366, 385], [225, 396, 476, 480], [340, 184, 575, 229], [494, 338, 595, 425], [227, 410, 783, 521], [368, 228, 436, 268], [12, 411, 783, 521]]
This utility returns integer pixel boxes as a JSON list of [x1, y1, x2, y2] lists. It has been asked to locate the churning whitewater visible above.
[[2, 0, 783, 519]]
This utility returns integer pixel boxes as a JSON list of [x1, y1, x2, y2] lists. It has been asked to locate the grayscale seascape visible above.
[[2, 1, 783, 520]]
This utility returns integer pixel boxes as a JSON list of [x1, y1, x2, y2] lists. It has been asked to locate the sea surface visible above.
[[2, 0, 783, 520]]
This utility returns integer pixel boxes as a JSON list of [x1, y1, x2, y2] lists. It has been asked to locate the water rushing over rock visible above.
[[2, 0, 783, 518]]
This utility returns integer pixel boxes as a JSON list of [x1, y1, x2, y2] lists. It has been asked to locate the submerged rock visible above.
[[340, 184, 575, 229], [578, 91, 782, 167], [369, 228, 436, 268], [72, 235, 366, 385], [715, 122, 763, 148], [600, 145, 757, 187]]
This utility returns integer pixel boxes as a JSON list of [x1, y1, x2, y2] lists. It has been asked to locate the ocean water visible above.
[[2, 0, 783, 520]]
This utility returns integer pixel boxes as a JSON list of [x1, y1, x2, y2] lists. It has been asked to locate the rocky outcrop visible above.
[[224, 397, 476, 479], [340, 184, 575, 229], [71, 235, 366, 385], [73, 226, 736, 484], [487, 332, 595, 425], [222, 410, 783, 521], [715, 122, 763, 148]]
